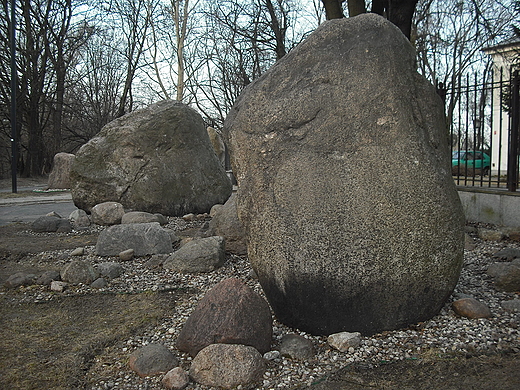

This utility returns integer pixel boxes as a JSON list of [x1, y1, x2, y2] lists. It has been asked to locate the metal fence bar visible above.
[[443, 67, 518, 192], [508, 71, 520, 191], [498, 69, 505, 188], [488, 70, 494, 188]]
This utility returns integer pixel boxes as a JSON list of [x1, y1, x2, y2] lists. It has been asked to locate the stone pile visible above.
[[3, 220, 520, 389], [15, 203, 230, 291]]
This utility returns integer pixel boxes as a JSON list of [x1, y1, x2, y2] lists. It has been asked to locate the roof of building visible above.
[[483, 34, 520, 53]]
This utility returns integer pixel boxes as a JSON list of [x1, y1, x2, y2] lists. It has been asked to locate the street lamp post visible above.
[[10, 0, 17, 193]]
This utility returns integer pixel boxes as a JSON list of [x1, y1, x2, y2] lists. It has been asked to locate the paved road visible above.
[[0, 192, 78, 226]]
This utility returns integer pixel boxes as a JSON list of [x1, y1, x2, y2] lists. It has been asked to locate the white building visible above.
[[483, 37, 520, 176]]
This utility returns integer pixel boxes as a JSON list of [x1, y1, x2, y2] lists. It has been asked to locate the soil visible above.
[[305, 354, 520, 389], [0, 183, 519, 389], [0, 222, 193, 390]]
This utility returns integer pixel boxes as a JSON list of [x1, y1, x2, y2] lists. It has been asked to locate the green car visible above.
[[452, 150, 491, 176]]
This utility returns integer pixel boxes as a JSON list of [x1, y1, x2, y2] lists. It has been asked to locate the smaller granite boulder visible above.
[[4, 272, 36, 289], [69, 209, 91, 228], [207, 194, 246, 255], [91, 202, 125, 225], [145, 254, 168, 269], [95, 222, 172, 256], [119, 249, 134, 261], [48, 152, 75, 189], [70, 247, 84, 256], [493, 248, 520, 261], [61, 260, 98, 284], [189, 344, 265, 389], [162, 367, 190, 390], [327, 332, 362, 352], [36, 270, 61, 286], [452, 298, 492, 319], [279, 334, 316, 360], [129, 343, 178, 378], [163, 236, 225, 273], [502, 299, 520, 312], [91, 277, 107, 289], [121, 211, 163, 224], [487, 259, 520, 292], [51, 280, 68, 292], [177, 277, 272, 357], [97, 262, 123, 279], [31, 216, 72, 233]]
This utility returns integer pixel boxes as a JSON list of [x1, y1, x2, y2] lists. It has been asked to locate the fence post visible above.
[[507, 71, 520, 192]]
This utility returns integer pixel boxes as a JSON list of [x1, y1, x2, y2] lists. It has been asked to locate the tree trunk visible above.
[[265, 0, 287, 60], [347, 0, 366, 17], [371, 0, 387, 15], [21, 0, 48, 176], [386, 0, 418, 39], [52, 57, 65, 156], [321, 0, 344, 19], [173, 0, 188, 102]]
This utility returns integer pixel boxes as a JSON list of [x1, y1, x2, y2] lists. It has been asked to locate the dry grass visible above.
[[0, 290, 188, 389]]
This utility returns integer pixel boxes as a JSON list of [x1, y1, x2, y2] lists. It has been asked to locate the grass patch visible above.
[[0, 291, 185, 389]]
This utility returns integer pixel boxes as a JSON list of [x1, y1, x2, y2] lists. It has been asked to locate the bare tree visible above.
[[321, 0, 345, 19], [321, 0, 419, 39], [104, 0, 157, 117], [45, 0, 94, 158], [172, 0, 190, 101], [142, 0, 203, 103], [61, 28, 125, 151], [186, 0, 300, 126], [0, 0, 94, 177], [414, 0, 518, 152]]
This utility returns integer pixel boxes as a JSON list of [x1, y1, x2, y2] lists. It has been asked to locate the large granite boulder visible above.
[[223, 14, 465, 336], [70, 100, 232, 216], [48, 152, 75, 189], [207, 194, 247, 255], [207, 126, 225, 167]]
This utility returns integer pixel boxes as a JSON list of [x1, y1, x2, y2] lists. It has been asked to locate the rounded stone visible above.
[[128, 343, 178, 378], [162, 367, 189, 390], [189, 344, 265, 389], [223, 14, 464, 336], [452, 298, 492, 319], [176, 277, 272, 357], [279, 334, 316, 360], [70, 100, 232, 216]]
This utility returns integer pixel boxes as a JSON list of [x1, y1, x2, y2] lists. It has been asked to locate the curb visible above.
[[0, 193, 73, 207]]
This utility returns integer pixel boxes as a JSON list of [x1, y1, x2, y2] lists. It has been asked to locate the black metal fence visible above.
[[440, 69, 520, 191]]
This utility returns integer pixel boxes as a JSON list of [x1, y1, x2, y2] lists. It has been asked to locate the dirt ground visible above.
[[305, 354, 520, 389], [0, 222, 194, 390], [0, 202, 519, 389]]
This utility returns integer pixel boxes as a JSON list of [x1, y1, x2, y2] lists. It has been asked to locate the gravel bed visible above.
[[3, 220, 520, 389]]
